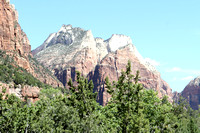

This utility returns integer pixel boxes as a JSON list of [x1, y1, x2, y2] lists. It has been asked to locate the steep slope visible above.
[[33, 24, 173, 105], [0, 0, 63, 100], [0, 0, 62, 87], [181, 77, 200, 110], [92, 44, 172, 105], [0, 0, 31, 69]]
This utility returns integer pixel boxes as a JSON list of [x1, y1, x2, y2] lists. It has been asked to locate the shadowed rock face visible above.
[[181, 77, 200, 110], [33, 24, 173, 105], [0, 0, 63, 101]]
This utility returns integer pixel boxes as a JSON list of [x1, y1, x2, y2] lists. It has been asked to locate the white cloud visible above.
[[144, 58, 160, 67], [181, 76, 194, 81]]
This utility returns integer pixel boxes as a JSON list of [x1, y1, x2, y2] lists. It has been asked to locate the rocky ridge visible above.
[[33, 24, 173, 105]]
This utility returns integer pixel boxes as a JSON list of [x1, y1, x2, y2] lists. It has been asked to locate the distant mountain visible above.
[[33, 24, 173, 105], [0, 0, 62, 101], [181, 76, 200, 110]]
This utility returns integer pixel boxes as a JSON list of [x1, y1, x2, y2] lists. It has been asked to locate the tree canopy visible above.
[[0, 61, 199, 132]]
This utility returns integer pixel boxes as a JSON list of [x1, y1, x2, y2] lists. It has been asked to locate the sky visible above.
[[10, 0, 200, 92]]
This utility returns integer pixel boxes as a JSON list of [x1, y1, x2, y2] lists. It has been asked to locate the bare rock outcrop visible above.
[[0, 0, 62, 88], [0, 0, 63, 101], [33, 24, 173, 105], [92, 44, 172, 105], [0, 82, 40, 102], [181, 77, 200, 110], [0, 0, 31, 69]]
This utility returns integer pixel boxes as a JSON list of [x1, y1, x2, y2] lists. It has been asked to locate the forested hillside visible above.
[[1, 61, 199, 132]]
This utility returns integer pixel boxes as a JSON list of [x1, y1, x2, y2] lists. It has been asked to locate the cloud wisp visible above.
[[167, 67, 200, 75]]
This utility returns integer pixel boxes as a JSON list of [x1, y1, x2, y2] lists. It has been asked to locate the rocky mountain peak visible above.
[[33, 24, 173, 105], [188, 76, 200, 86], [32, 25, 96, 56], [106, 34, 132, 52], [58, 24, 73, 32], [33, 25, 160, 76], [181, 76, 200, 110]]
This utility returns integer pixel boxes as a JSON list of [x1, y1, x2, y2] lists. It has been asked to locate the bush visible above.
[[14, 72, 25, 85]]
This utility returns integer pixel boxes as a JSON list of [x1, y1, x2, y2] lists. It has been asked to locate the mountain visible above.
[[181, 76, 200, 110], [33, 24, 173, 105], [0, 0, 62, 101]]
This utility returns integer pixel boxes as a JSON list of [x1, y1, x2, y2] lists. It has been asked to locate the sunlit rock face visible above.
[[0, 0, 31, 68], [33, 24, 173, 105], [181, 76, 200, 110], [0, 0, 63, 101]]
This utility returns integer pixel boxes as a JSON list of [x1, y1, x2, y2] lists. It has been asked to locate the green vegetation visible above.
[[0, 61, 199, 132], [0, 50, 47, 88], [28, 55, 59, 82]]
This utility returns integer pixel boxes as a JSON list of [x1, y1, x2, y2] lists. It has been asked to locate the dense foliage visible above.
[[0, 50, 48, 88], [0, 61, 199, 132]]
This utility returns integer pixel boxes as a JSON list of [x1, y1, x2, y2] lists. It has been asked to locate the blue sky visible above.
[[10, 0, 200, 92]]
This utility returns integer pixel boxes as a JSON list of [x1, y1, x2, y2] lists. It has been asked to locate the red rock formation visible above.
[[0, 82, 40, 102], [181, 77, 200, 110], [0, 0, 31, 70], [0, 0, 62, 87], [92, 45, 173, 105], [33, 24, 173, 106], [0, 0, 63, 101]]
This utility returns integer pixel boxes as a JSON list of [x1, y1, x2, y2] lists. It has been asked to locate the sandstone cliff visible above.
[[0, 0, 62, 87], [0, 0, 31, 69], [0, 0, 63, 100], [33, 24, 173, 105], [181, 77, 200, 110]]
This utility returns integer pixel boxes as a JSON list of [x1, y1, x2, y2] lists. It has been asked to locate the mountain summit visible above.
[[33, 24, 173, 105]]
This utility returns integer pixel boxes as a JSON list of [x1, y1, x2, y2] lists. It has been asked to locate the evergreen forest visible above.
[[0, 61, 199, 132]]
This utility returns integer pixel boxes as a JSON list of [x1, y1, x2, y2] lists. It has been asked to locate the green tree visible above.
[[14, 71, 25, 85], [67, 71, 106, 132], [105, 60, 150, 133], [174, 97, 200, 133]]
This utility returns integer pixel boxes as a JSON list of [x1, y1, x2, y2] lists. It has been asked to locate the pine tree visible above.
[[105, 60, 150, 132], [67, 71, 103, 132]]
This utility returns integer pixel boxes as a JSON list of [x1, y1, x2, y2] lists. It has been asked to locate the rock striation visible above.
[[33, 24, 173, 105], [181, 76, 200, 110], [0, 0, 62, 87], [0, 0, 31, 69], [0, 0, 63, 101]]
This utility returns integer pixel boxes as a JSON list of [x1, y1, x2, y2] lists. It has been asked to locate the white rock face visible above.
[[106, 34, 132, 52], [126, 44, 159, 74], [46, 33, 56, 44], [59, 24, 72, 32], [33, 24, 159, 74], [95, 38, 108, 63], [188, 76, 200, 86]]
